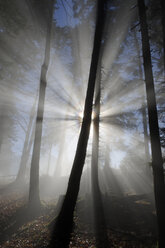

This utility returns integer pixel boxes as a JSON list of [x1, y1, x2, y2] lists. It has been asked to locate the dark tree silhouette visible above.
[[49, 0, 106, 247], [161, 0, 165, 73], [28, 0, 54, 209], [138, 0, 165, 247]]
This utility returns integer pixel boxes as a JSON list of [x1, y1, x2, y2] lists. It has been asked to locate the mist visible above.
[[0, 0, 165, 247]]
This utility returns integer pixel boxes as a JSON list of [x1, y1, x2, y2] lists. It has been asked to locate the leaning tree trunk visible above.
[[28, 0, 54, 208], [50, 1, 106, 247], [138, 0, 165, 247]]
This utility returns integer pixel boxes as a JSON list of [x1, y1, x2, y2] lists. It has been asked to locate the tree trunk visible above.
[[141, 103, 150, 162], [15, 97, 37, 185], [91, 69, 101, 206], [138, 0, 165, 247], [28, 0, 54, 208], [47, 142, 53, 175], [50, 1, 106, 247], [161, 0, 165, 74], [91, 67, 110, 247], [133, 29, 150, 163], [0, 104, 7, 152], [53, 120, 67, 178]]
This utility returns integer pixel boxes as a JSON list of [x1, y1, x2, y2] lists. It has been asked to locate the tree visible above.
[[28, 0, 54, 208], [132, 29, 151, 180], [91, 64, 109, 247], [14, 97, 37, 186], [50, 0, 106, 247], [134, 30, 150, 161], [138, 0, 165, 247], [161, 0, 165, 73]]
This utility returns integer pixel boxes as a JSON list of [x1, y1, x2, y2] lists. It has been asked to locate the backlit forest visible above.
[[0, 0, 165, 247]]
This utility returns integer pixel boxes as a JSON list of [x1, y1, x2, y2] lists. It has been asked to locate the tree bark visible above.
[[50, 1, 106, 247], [28, 0, 54, 208], [161, 0, 165, 74], [133, 29, 150, 163], [91, 67, 110, 248], [138, 0, 165, 247]]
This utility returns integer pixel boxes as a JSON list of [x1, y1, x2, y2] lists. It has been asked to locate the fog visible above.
[[0, 0, 164, 247]]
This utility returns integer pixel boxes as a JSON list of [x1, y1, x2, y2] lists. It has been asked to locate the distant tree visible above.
[[15, 97, 37, 185], [49, 0, 106, 247], [138, 0, 165, 247], [91, 67, 101, 209], [53, 121, 67, 178], [0, 103, 15, 175], [91, 65, 109, 247], [0, 104, 11, 152], [133, 29, 151, 178], [28, 0, 54, 209], [0, 0, 28, 178]]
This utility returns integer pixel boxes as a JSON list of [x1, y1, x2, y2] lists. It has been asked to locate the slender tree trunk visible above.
[[47, 142, 53, 175], [133, 29, 150, 163], [50, 1, 106, 247], [15, 97, 37, 185], [16, 122, 35, 184], [138, 0, 165, 247], [141, 103, 150, 162], [103, 143, 122, 195], [29, 0, 54, 208], [0, 104, 6, 152], [53, 124, 67, 178], [103, 143, 111, 193], [133, 28, 152, 183], [91, 69, 101, 207], [91, 67, 110, 247], [161, 0, 165, 74]]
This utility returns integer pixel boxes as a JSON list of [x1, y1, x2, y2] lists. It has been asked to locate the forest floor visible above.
[[0, 188, 157, 248]]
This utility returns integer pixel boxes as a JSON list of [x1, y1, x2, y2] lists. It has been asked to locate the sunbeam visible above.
[[0, 0, 163, 247]]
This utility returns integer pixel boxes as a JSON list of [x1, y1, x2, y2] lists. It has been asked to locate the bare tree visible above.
[[161, 0, 165, 73], [28, 0, 54, 208], [138, 0, 165, 247]]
